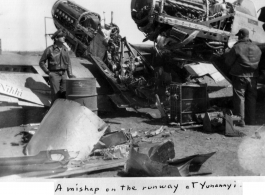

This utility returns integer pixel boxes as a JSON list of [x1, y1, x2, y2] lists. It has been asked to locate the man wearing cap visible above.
[[39, 29, 76, 105], [225, 28, 262, 126]]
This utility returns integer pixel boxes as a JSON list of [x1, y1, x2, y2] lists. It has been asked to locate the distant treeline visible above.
[[6, 50, 76, 57]]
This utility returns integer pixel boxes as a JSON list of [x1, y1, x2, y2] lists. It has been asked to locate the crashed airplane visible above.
[[51, 0, 161, 109], [50, 0, 265, 113], [130, 0, 265, 79], [1, 0, 263, 178]]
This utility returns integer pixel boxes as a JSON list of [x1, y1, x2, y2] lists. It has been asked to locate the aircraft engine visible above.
[[131, 0, 220, 35], [52, 0, 101, 57], [131, 0, 237, 63]]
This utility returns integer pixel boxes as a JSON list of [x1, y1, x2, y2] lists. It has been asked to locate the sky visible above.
[[0, 0, 146, 51], [0, 0, 264, 51]]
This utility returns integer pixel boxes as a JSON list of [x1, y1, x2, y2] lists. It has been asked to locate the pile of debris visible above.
[[0, 99, 216, 178]]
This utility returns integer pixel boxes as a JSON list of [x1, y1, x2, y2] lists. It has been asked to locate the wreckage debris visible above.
[[224, 114, 246, 137], [124, 139, 215, 177], [95, 144, 130, 160], [93, 131, 128, 150], [131, 131, 139, 138], [26, 99, 107, 160], [145, 126, 166, 137], [0, 150, 70, 177], [46, 158, 126, 179], [92, 130, 131, 160], [141, 137, 166, 143], [167, 152, 216, 173], [1, 0, 260, 179], [148, 140, 175, 163], [124, 142, 181, 177]]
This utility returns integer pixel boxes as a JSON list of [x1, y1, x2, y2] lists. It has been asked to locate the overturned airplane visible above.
[[130, 0, 265, 79], [50, 0, 265, 121]]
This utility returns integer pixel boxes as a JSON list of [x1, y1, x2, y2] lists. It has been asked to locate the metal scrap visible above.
[[124, 139, 215, 177], [0, 149, 70, 177], [93, 131, 129, 150], [97, 144, 130, 160], [146, 126, 166, 137], [148, 140, 175, 163], [26, 99, 107, 160], [124, 142, 181, 177]]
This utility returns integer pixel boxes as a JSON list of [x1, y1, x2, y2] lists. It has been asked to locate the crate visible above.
[[170, 83, 208, 125]]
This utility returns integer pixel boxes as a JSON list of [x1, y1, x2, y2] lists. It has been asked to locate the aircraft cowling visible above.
[[51, 0, 101, 57], [131, 0, 216, 36]]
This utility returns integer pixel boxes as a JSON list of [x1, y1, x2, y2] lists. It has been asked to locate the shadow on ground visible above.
[[0, 107, 48, 128]]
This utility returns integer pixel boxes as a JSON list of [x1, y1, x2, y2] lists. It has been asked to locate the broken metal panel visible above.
[[0, 150, 70, 166], [93, 144, 130, 160], [0, 168, 67, 179], [124, 144, 181, 177], [124, 140, 211, 177], [136, 108, 162, 119], [96, 131, 128, 149], [0, 150, 69, 177], [0, 79, 51, 107], [89, 32, 108, 60], [167, 152, 216, 173], [148, 140, 175, 163], [17, 100, 45, 108], [184, 62, 227, 83], [46, 158, 126, 179], [0, 162, 65, 178], [224, 114, 246, 137], [0, 94, 18, 104], [26, 99, 107, 160], [0, 73, 50, 93]]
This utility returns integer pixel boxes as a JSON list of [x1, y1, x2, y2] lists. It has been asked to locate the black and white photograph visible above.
[[0, 0, 265, 194]]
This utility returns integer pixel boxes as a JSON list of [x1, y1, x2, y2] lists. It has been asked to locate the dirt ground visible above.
[[0, 96, 265, 178]]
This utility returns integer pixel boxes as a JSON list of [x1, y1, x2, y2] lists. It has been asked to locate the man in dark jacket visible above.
[[225, 28, 262, 126], [39, 29, 75, 105]]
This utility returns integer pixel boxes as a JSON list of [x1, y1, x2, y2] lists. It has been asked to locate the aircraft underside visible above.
[[50, 0, 265, 108]]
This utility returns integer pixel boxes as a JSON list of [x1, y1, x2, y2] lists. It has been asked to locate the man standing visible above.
[[39, 29, 75, 105], [225, 28, 262, 126]]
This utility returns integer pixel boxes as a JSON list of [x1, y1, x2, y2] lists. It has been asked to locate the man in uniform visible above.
[[225, 28, 262, 126], [39, 29, 75, 105]]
